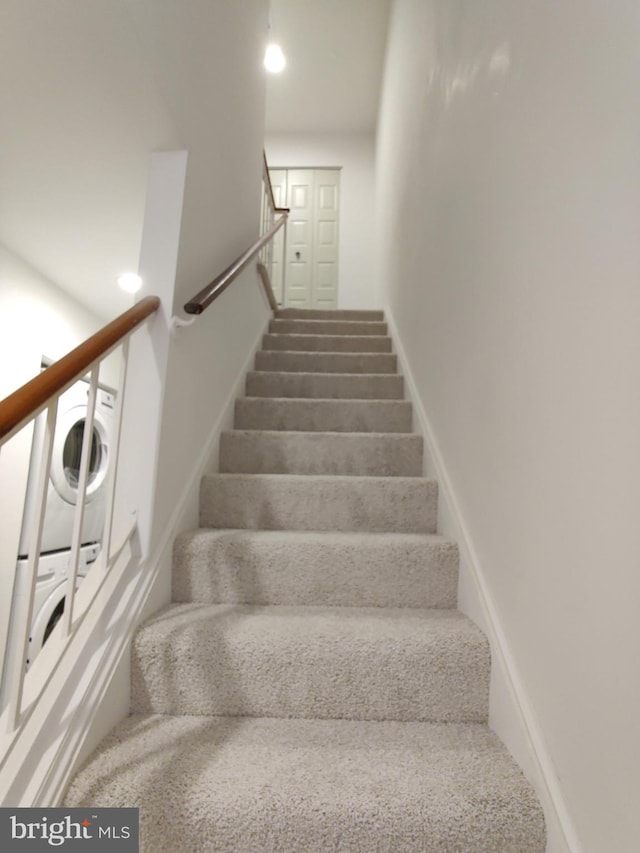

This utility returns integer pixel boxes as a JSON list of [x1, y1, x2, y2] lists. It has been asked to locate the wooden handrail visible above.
[[184, 213, 288, 315], [180, 153, 288, 317], [0, 296, 160, 444]]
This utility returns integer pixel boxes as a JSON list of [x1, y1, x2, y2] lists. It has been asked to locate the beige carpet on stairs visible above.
[[65, 307, 546, 852]]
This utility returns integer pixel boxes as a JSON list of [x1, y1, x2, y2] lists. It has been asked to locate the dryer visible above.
[[18, 377, 115, 557], [11, 544, 100, 667], [5, 375, 116, 675]]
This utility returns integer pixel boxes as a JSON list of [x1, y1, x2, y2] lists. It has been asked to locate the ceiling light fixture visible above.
[[118, 272, 142, 294], [264, 43, 286, 74]]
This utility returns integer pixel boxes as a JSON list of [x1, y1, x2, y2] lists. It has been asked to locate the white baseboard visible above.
[[385, 306, 582, 853], [0, 312, 270, 808]]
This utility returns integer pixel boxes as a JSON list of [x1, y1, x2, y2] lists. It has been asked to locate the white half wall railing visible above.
[[0, 297, 160, 738]]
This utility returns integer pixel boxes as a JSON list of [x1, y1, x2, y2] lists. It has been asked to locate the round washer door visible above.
[[50, 405, 109, 505], [28, 584, 66, 666]]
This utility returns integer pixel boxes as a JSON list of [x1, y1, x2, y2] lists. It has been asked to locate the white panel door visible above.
[[285, 170, 314, 308], [270, 168, 341, 309], [312, 170, 340, 309], [269, 170, 287, 304]]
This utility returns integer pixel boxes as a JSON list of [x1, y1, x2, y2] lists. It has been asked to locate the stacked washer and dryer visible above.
[[9, 374, 115, 668]]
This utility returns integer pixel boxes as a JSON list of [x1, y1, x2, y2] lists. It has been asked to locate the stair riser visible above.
[[173, 531, 458, 608], [263, 334, 392, 353], [255, 351, 397, 374], [200, 475, 437, 533], [276, 308, 384, 321], [131, 606, 490, 722], [270, 319, 387, 336], [246, 372, 404, 399], [234, 398, 413, 432], [219, 432, 423, 476]]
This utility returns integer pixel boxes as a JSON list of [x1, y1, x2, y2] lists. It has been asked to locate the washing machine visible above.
[[10, 544, 101, 668], [7, 374, 116, 672], [18, 376, 115, 558]]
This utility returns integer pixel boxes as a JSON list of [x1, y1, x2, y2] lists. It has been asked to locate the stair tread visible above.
[[200, 473, 437, 534], [276, 307, 385, 319], [250, 369, 401, 376], [219, 430, 423, 476], [246, 371, 404, 400], [131, 604, 490, 721], [235, 397, 413, 432], [203, 472, 432, 482], [221, 427, 422, 444], [239, 396, 410, 404], [173, 528, 458, 608], [259, 345, 392, 351], [222, 428, 420, 437], [270, 319, 388, 336], [264, 333, 391, 339], [265, 334, 390, 339], [253, 367, 398, 376], [263, 334, 392, 353], [255, 352, 397, 377], [256, 350, 396, 356], [272, 319, 386, 327], [66, 714, 545, 853]]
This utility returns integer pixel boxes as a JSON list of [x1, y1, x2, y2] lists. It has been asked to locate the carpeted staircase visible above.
[[65, 308, 546, 851]]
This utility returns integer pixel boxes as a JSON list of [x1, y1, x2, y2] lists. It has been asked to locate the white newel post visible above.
[[112, 150, 189, 559]]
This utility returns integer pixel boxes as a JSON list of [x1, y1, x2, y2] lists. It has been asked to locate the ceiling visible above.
[[266, 0, 391, 135]]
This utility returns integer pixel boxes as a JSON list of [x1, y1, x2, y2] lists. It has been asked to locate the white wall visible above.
[[376, 2, 640, 852], [265, 133, 377, 309], [0, 246, 122, 397], [120, 0, 271, 556], [0, 0, 180, 320]]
